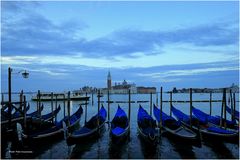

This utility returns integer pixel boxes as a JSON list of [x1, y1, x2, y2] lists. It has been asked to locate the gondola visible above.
[[110, 105, 129, 143], [1, 105, 60, 126], [137, 105, 157, 144], [192, 106, 238, 130], [67, 105, 107, 144], [226, 105, 239, 121], [12, 104, 30, 118], [153, 105, 197, 140], [171, 105, 238, 140], [18, 106, 83, 141]]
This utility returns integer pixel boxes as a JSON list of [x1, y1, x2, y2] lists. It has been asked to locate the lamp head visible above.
[[22, 70, 29, 78]]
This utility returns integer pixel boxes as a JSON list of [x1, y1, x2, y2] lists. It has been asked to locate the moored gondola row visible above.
[[1, 88, 239, 157]]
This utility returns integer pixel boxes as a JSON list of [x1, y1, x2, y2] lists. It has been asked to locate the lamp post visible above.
[[8, 67, 29, 128]]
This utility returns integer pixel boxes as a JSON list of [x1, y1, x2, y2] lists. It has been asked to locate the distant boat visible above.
[[110, 105, 129, 143], [171, 105, 238, 140], [66, 105, 107, 144], [31, 93, 90, 101], [137, 105, 157, 144], [153, 105, 197, 140]]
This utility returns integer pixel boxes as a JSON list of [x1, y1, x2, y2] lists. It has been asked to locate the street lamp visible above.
[[8, 67, 29, 128]]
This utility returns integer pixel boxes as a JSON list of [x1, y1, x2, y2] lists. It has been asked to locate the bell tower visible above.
[[107, 71, 111, 90]]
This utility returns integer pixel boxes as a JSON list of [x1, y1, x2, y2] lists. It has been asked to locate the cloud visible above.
[[1, 1, 238, 59], [137, 66, 239, 83]]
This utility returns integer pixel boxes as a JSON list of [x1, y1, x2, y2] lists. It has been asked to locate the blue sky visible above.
[[1, 1, 239, 92]]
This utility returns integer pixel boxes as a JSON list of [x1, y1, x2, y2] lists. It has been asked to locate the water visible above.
[[2, 93, 239, 159]]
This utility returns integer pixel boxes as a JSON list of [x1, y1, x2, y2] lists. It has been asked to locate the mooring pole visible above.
[[128, 89, 131, 132], [230, 89, 234, 121], [23, 95, 27, 128], [107, 90, 110, 124], [19, 90, 23, 111], [8, 67, 12, 129], [63, 93, 66, 117], [170, 91, 172, 117], [190, 88, 192, 128], [97, 90, 100, 133], [1, 93, 4, 105], [38, 90, 41, 117], [233, 92, 236, 119], [224, 88, 227, 128], [209, 92, 212, 116], [67, 91, 71, 126], [220, 89, 224, 127], [51, 92, 54, 123], [150, 92, 153, 116], [160, 87, 163, 133], [85, 92, 88, 125], [92, 92, 94, 105], [156, 92, 158, 106], [55, 94, 58, 123]]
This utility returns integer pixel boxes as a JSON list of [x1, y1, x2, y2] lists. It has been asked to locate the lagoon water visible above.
[[2, 93, 239, 159]]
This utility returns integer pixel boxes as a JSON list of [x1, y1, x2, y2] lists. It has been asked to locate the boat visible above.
[[19, 106, 83, 141], [171, 105, 238, 140], [31, 93, 90, 101], [226, 105, 239, 121], [137, 105, 157, 144], [67, 105, 107, 144], [1, 105, 60, 126], [110, 105, 129, 143], [192, 106, 238, 129], [153, 105, 197, 140]]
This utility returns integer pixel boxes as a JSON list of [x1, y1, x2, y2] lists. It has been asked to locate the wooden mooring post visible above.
[[85, 92, 88, 124], [190, 88, 192, 128], [108, 90, 110, 125], [67, 91, 71, 126], [224, 88, 227, 128], [37, 90, 39, 116], [92, 92, 94, 105], [51, 92, 54, 123], [150, 92, 152, 116], [160, 87, 163, 134], [23, 95, 27, 128], [156, 92, 158, 106], [230, 89, 234, 121], [97, 90, 100, 133], [209, 92, 212, 116], [128, 89, 131, 133], [55, 94, 58, 122], [170, 91, 172, 117], [1, 93, 4, 105], [233, 92, 236, 119], [38, 90, 41, 117], [19, 90, 23, 111], [63, 93, 66, 117]]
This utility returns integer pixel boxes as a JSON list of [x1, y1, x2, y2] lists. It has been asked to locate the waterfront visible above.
[[2, 93, 239, 159]]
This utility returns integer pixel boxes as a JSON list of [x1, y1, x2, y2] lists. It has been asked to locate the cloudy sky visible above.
[[1, 1, 239, 92]]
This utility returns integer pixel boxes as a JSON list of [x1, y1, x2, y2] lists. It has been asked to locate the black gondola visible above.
[[66, 105, 107, 144], [137, 105, 157, 145], [153, 105, 197, 140], [110, 105, 129, 143]]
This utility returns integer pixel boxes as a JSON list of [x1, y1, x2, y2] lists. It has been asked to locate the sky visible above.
[[1, 1, 239, 92]]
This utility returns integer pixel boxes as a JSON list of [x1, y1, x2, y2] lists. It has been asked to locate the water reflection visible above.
[[166, 134, 196, 159], [108, 138, 129, 159], [69, 126, 106, 159], [203, 140, 235, 159], [138, 134, 158, 158]]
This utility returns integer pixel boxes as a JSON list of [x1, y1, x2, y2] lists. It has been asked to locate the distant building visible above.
[[137, 86, 156, 94], [107, 71, 112, 90]]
